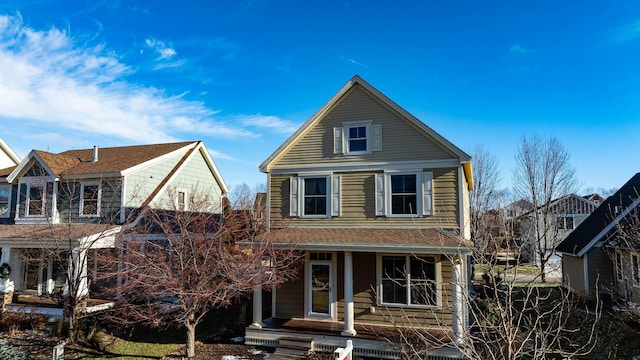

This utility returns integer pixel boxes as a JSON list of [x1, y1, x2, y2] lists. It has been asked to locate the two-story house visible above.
[[0, 141, 228, 315], [245, 76, 474, 359]]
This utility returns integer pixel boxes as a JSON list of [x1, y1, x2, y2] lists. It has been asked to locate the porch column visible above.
[[65, 248, 89, 297], [341, 251, 356, 336], [0, 247, 14, 306], [451, 255, 465, 344], [250, 285, 263, 329]]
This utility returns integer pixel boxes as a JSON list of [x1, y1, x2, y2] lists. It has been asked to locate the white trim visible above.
[[291, 174, 341, 218], [576, 195, 640, 257], [120, 176, 127, 224], [175, 187, 188, 211], [269, 159, 461, 174], [0, 184, 11, 218], [457, 167, 464, 234], [375, 171, 433, 218], [79, 181, 102, 217]]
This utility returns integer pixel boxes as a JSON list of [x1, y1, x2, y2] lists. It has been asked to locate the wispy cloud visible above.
[[509, 43, 534, 55], [208, 149, 235, 161], [239, 114, 299, 134], [0, 14, 257, 146], [145, 37, 177, 60], [610, 20, 640, 44], [340, 56, 370, 68]]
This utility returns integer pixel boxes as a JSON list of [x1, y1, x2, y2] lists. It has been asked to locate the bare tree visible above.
[[513, 134, 578, 282], [470, 144, 501, 258], [99, 187, 302, 358]]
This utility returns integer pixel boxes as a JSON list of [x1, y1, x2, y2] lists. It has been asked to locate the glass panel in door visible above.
[[310, 263, 331, 316]]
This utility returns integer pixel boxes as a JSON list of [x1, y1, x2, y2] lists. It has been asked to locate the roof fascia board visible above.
[[264, 242, 472, 255], [7, 151, 57, 183], [269, 159, 462, 174], [120, 142, 197, 177], [198, 142, 229, 195], [576, 195, 640, 257], [0, 138, 21, 165], [259, 75, 472, 173]]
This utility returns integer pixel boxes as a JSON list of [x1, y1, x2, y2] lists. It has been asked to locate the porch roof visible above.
[[262, 227, 472, 254], [0, 224, 121, 248]]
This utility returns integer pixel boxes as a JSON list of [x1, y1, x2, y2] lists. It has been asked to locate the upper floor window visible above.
[[380, 255, 437, 307], [290, 175, 341, 218], [80, 182, 101, 217], [557, 215, 574, 230], [304, 177, 327, 216], [375, 171, 433, 217], [27, 184, 45, 216], [0, 185, 11, 218], [333, 121, 382, 155]]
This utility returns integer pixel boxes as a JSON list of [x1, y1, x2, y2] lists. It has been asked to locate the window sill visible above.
[[378, 302, 440, 310]]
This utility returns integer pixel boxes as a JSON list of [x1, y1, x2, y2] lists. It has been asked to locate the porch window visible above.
[[381, 255, 437, 306], [80, 182, 101, 217], [616, 251, 623, 281], [0, 185, 10, 218], [27, 185, 45, 216], [633, 254, 640, 287]]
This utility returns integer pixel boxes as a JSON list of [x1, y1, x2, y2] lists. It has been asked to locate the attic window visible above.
[[0, 185, 10, 218], [333, 121, 382, 155]]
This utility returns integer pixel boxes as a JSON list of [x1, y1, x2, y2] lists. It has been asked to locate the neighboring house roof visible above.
[[6, 141, 228, 194], [0, 224, 121, 248], [263, 227, 472, 253], [518, 193, 600, 218], [556, 173, 640, 256], [259, 75, 474, 189]]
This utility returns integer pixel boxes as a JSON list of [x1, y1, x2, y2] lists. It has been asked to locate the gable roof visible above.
[[259, 75, 473, 189], [0, 138, 21, 168], [556, 173, 640, 256], [519, 193, 600, 218]]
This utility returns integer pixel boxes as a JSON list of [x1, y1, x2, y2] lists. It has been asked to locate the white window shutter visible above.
[[331, 175, 341, 216], [290, 176, 299, 217], [372, 124, 382, 151], [422, 172, 433, 216], [375, 173, 386, 216], [334, 127, 344, 154]]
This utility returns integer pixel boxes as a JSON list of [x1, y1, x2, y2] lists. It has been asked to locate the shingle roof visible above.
[[261, 227, 472, 252], [0, 224, 121, 248], [556, 173, 640, 255]]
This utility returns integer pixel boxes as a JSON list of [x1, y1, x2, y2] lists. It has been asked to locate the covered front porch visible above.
[[246, 227, 472, 359]]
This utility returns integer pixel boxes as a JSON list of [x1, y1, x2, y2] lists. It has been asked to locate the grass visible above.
[[65, 333, 183, 359], [475, 263, 540, 276]]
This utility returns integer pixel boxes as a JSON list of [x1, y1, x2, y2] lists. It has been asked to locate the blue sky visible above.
[[0, 1, 639, 195]]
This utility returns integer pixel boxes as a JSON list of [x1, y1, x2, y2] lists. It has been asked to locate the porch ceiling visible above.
[[258, 227, 472, 254], [0, 224, 121, 248]]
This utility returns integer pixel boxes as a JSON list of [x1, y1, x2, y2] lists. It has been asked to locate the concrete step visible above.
[[275, 336, 314, 357]]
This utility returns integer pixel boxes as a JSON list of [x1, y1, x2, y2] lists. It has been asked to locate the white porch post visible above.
[[65, 248, 89, 297], [0, 247, 14, 306], [250, 285, 263, 329], [452, 254, 465, 344], [341, 251, 356, 336]]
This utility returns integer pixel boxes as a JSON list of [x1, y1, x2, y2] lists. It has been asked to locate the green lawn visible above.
[[66, 335, 183, 359]]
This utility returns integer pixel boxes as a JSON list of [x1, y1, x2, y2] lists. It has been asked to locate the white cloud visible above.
[[145, 37, 177, 59], [0, 15, 257, 145], [509, 43, 534, 55], [611, 20, 640, 44], [239, 114, 299, 134]]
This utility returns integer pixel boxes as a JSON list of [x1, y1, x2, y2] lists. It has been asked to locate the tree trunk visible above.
[[540, 258, 547, 283], [186, 316, 196, 358]]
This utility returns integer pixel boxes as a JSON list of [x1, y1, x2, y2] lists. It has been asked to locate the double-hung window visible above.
[[333, 121, 382, 155], [0, 185, 10, 218], [80, 182, 101, 217], [376, 171, 433, 217], [27, 184, 45, 216], [290, 175, 341, 218], [380, 255, 437, 307], [304, 178, 327, 216]]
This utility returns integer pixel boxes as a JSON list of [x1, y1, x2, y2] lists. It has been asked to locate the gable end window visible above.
[[290, 175, 341, 218], [380, 255, 438, 307], [333, 121, 382, 155], [0, 185, 11, 218], [80, 183, 101, 217], [27, 184, 45, 216], [375, 171, 433, 217]]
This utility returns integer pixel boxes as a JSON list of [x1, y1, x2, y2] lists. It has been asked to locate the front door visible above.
[[309, 261, 332, 317]]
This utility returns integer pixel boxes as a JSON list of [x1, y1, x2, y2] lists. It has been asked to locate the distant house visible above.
[[518, 194, 600, 273], [0, 141, 227, 315], [245, 75, 474, 359], [557, 174, 640, 300]]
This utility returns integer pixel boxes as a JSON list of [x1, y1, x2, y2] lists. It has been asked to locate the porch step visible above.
[[275, 336, 314, 357]]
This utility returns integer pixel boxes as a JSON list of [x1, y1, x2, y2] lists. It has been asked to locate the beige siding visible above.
[[586, 248, 613, 297], [270, 168, 459, 229], [275, 276, 304, 319], [274, 86, 455, 167], [562, 254, 586, 294]]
